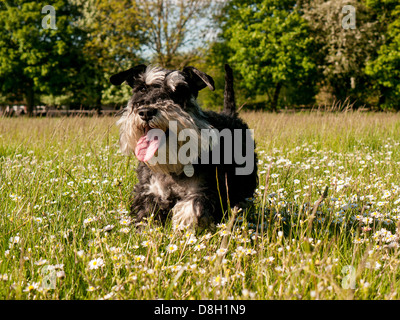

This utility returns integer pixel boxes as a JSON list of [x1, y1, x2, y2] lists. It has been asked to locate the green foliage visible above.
[[213, 0, 318, 110], [1, 0, 400, 111], [302, 0, 381, 107], [0, 1, 98, 113], [365, 0, 400, 110], [70, 0, 145, 108], [196, 42, 231, 111]]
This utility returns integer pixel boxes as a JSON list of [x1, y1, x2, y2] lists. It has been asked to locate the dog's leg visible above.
[[130, 184, 173, 226], [171, 193, 218, 231], [130, 187, 159, 223]]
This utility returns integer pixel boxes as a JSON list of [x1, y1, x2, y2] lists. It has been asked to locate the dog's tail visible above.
[[223, 64, 237, 117]]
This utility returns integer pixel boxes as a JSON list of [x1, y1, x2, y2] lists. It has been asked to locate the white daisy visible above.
[[88, 258, 104, 269]]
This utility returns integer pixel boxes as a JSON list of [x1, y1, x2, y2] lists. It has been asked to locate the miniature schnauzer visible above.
[[110, 64, 258, 230]]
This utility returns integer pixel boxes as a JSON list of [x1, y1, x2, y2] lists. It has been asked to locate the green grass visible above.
[[1, 111, 400, 300]]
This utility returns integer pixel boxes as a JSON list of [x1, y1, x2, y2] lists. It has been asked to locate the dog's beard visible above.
[[117, 101, 212, 175]]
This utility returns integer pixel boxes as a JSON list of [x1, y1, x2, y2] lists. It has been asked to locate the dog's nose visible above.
[[138, 108, 157, 122]]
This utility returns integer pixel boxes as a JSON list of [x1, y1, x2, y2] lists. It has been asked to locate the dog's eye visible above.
[[136, 85, 147, 92]]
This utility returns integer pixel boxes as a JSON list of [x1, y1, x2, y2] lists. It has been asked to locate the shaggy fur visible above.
[[110, 64, 258, 230]]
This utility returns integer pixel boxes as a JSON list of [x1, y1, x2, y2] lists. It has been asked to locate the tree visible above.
[[70, 0, 145, 109], [138, 0, 217, 69], [365, 0, 400, 110], [221, 0, 317, 111], [302, 0, 380, 106], [0, 0, 94, 115], [72, 0, 217, 106]]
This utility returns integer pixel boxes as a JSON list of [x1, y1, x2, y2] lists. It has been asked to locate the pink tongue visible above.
[[135, 129, 161, 162]]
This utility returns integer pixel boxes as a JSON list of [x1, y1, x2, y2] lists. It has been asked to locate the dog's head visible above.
[[111, 65, 215, 175]]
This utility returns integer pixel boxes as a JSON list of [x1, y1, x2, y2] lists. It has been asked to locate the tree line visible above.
[[0, 0, 399, 115]]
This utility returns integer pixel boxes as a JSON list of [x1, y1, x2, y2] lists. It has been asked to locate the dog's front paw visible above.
[[172, 198, 216, 232], [171, 199, 198, 231]]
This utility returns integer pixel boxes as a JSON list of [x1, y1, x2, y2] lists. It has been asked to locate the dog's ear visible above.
[[183, 66, 215, 92], [110, 64, 147, 88]]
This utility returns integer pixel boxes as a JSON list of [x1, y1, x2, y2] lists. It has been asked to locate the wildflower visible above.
[[9, 236, 20, 244], [275, 266, 283, 272], [193, 243, 206, 251], [386, 242, 399, 249], [211, 275, 227, 287], [382, 190, 391, 199], [377, 201, 388, 207], [87, 285, 99, 292], [34, 259, 47, 266], [235, 246, 245, 255], [242, 289, 256, 298], [34, 217, 43, 224], [216, 248, 227, 256], [187, 236, 197, 245], [103, 225, 114, 232], [189, 264, 197, 271], [219, 230, 231, 236], [166, 244, 178, 253], [202, 233, 212, 240], [183, 231, 195, 238], [102, 292, 115, 300], [76, 250, 85, 257], [88, 258, 104, 270], [119, 217, 132, 226], [112, 179, 122, 187], [133, 255, 145, 263], [119, 227, 130, 234], [316, 217, 325, 224], [111, 255, 120, 261], [23, 282, 40, 292], [245, 248, 257, 255], [83, 217, 96, 225], [141, 240, 150, 247], [146, 269, 155, 275], [169, 265, 182, 272], [362, 217, 373, 225], [198, 268, 206, 274]]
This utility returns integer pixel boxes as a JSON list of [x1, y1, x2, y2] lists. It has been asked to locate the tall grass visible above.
[[1, 112, 400, 300]]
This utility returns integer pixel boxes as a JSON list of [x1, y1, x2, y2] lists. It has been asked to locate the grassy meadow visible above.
[[1, 111, 400, 300]]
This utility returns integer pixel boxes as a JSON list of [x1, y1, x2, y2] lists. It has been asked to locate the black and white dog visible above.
[[110, 64, 258, 230]]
